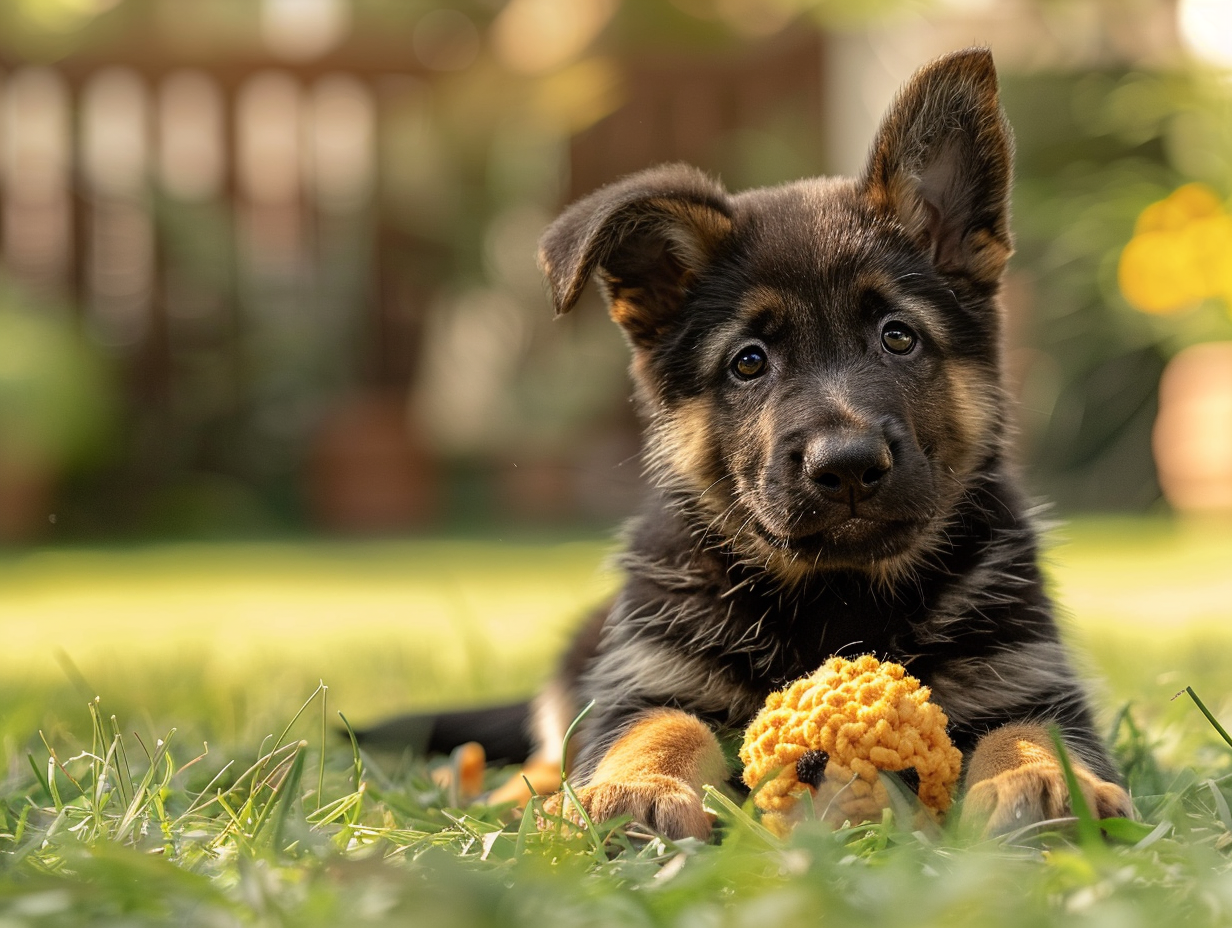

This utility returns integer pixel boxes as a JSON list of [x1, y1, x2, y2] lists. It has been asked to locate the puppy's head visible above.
[[540, 48, 1014, 584]]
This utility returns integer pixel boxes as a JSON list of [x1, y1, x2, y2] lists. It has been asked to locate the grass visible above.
[[0, 537, 617, 751], [1, 517, 1231, 926]]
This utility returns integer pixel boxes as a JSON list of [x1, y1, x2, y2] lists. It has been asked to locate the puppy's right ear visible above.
[[538, 164, 732, 348], [862, 47, 1013, 287]]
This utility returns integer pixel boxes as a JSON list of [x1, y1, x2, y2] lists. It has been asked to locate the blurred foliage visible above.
[[0, 281, 116, 472], [1003, 67, 1232, 511]]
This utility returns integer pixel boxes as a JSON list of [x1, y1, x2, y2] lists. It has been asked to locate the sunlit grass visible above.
[[1049, 516, 1232, 630], [2, 518, 1228, 720], [1047, 517, 1232, 766], [1, 517, 1231, 926], [0, 537, 617, 742]]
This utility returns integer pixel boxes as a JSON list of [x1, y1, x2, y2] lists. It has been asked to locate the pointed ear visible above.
[[538, 164, 733, 348], [863, 47, 1014, 286]]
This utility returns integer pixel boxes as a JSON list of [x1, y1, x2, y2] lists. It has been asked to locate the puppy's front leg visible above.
[[962, 723, 1132, 835], [543, 708, 728, 840]]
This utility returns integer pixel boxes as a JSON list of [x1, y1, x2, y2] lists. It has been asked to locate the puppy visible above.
[[502, 47, 1132, 839]]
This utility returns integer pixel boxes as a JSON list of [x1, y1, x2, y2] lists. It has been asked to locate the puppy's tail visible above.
[[352, 701, 534, 763]]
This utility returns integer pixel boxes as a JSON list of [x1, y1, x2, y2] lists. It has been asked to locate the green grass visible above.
[[0, 537, 618, 751], [2, 518, 1231, 926]]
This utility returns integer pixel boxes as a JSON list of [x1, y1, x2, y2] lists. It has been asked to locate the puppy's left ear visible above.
[[863, 47, 1013, 286]]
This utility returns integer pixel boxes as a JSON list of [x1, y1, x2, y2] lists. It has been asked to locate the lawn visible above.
[[1, 517, 1230, 926], [0, 535, 618, 750]]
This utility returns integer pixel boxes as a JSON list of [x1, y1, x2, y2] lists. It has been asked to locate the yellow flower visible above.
[[1120, 183, 1232, 315]]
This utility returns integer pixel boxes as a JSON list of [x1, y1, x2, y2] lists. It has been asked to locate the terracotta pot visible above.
[[305, 393, 438, 534], [0, 457, 55, 543]]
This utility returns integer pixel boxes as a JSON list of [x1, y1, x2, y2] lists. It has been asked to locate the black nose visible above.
[[803, 432, 893, 501]]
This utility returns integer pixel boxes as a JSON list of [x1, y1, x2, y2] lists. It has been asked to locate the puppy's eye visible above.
[[731, 346, 768, 380], [881, 323, 917, 355]]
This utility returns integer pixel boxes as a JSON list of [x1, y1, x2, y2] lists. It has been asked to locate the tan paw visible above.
[[541, 774, 713, 841], [963, 760, 1132, 836]]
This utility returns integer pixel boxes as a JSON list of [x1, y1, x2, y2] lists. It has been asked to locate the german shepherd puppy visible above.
[[492, 47, 1132, 839]]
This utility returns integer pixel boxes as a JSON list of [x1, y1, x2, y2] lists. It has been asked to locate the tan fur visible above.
[[960, 226, 1014, 286], [487, 679, 576, 806], [542, 709, 728, 840], [962, 723, 1132, 835], [652, 198, 734, 271], [943, 361, 999, 471], [656, 397, 721, 496], [607, 286, 671, 345], [528, 678, 574, 768], [736, 284, 786, 320], [430, 741, 488, 802], [600, 199, 732, 346], [536, 164, 732, 324]]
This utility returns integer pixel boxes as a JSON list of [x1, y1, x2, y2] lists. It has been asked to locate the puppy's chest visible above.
[[706, 577, 925, 687]]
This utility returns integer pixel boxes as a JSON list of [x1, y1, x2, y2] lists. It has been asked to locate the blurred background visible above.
[[0, 0, 1230, 542], [0, 0, 1230, 742]]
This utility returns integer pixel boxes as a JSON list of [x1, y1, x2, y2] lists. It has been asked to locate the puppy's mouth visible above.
[[751, 515, 924, 563]]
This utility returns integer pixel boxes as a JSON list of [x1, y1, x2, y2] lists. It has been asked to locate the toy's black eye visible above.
[[731, 345, 768, 380], [881, 323, 917, 355]]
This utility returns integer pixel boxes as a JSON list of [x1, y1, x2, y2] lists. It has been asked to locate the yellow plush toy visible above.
[[740, 654, 963, 836]]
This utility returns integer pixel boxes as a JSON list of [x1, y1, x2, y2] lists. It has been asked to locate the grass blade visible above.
[[551, 700, 605, 857], [514, 783, 541, 857], [109, 715, 134, 807], [1097, 816, 1161, 845], [337, 711, 364, 791], [316, 683, 328, 812], [256, 683, 326, 786], [557, 778, 605, 855], [266, 745, 308, 853], [27, 753, 52, 800], [701, 785, 779, 846], [1047, 725, 1101, 850], [1205, 778, 1232, 830], [559, 700, 595, 782], [248, 742, 308, 844], [1184, 687, 1232, 750]]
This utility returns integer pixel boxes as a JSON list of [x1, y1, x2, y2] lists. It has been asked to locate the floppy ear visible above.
[[538, 164, 733, 348], [862, 47, 1014, 286]]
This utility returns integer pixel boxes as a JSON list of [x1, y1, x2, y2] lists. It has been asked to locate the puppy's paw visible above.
[[541, 774, 713, 841], [962, 724, 1132, 836], [964, 760, 1131, 835]]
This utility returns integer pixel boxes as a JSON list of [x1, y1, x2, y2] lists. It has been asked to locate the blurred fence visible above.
[[0, 54, 440, 537], [0, 14, 829, 541]]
